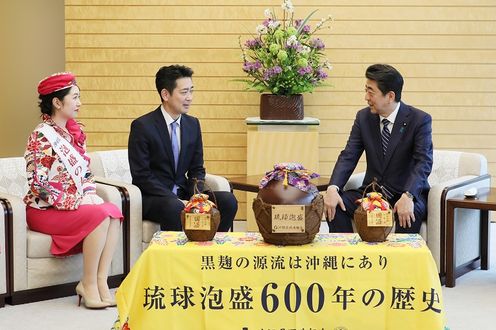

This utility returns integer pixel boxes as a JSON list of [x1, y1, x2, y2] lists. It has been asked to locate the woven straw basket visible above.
[[253, 194, 324, 245], [354, 180, 393, 242], [180, 180, 220, 241]]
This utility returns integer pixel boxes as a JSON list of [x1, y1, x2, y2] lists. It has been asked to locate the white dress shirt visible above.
[[161, 105, 181, 153], [380, 102, 401, 134]]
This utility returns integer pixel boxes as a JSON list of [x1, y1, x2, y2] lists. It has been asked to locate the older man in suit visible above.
[[324, 64, 433, 234], [128, 65, 237, 231]]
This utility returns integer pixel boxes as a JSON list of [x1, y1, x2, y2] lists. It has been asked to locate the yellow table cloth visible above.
[[114, 232, 445, 330]]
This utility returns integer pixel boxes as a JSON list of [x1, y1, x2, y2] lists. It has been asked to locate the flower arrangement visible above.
[[239, 0, 333, 96]]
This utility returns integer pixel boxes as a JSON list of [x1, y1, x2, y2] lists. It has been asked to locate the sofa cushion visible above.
[[27, 255, 82, 289], [27, 230, 53, 258], [143, 220, 160, 244]]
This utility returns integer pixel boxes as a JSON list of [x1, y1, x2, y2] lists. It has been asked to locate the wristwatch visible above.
[[404, 191, 414, 200]]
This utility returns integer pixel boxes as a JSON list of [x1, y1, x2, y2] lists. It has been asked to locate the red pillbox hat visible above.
[[38, 72, 77, 96]]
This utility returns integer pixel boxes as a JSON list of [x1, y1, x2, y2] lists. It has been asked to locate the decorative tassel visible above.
[[283, 169, 289, 186]]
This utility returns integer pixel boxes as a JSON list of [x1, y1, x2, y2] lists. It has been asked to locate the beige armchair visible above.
[[0, 156, 127, 304], [89, 149, 232, 267], [344, 150, 490, 278], [0, 200, 7, 307]]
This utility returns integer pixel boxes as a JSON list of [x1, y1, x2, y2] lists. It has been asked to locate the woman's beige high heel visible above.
[[102, 297, 117, 307], [98, 280, 117, 307], [76, 282, 109, 309]]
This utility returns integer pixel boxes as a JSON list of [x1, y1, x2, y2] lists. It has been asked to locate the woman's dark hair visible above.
[[365, 64, 404, 102], [155, 65, 194, 101], [38, 87, 72, 116]]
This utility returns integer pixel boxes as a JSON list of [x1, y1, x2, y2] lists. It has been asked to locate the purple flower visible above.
[[310, 38, 325, 50], [315, 67, 328, 79], [244, 38, 262, 49], [297, 66, 313, 76], [262, 19, 271, 27], [263, 66, 283, 80], [294, 19, 311, 34], [243, 61, 262, 73]]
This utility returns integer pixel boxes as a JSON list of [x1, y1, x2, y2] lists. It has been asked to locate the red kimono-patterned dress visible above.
[[24, 115, 123, 256]]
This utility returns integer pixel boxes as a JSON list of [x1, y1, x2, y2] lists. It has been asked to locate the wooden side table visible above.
[[230, 175, 330, 193], [445, 187, 495, 287]]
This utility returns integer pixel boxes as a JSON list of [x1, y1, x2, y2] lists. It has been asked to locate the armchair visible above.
[[343, 150, 490, 276], [89, 149, 232, 267], [0, 156, 127, 304], [0, 200, 7, 307]]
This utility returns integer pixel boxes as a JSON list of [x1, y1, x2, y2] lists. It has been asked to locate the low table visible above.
[[229, 175, 331, 193], [114, 232, 445, 329], [445, 187, 494, 287]]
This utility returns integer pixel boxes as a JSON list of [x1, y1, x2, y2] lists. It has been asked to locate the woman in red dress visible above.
[[24, 72, 123, 309]]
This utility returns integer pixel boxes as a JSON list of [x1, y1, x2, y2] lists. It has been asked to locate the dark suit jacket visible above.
[[330, 102, 433, 200], [128, 107, 206, 198]]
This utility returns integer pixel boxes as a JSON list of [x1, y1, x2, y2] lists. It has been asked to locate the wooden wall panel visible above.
[[66, 1, 496, 220]]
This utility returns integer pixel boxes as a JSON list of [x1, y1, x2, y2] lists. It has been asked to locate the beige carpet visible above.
[[0, 222, 494, 330]]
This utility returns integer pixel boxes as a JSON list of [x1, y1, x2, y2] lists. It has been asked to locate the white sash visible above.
[[37, 123, 87, 195]]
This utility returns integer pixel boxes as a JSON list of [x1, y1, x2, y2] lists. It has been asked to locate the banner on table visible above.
[[115, 232, 445, 330]]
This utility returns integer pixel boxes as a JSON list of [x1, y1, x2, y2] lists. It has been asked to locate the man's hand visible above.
[[324, 186, 346, 221], [393, 193, 415, 228]]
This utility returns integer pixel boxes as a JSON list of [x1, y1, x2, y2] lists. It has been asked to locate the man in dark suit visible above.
[[324, 64, 433, 234], [128, 65, 237, 231]]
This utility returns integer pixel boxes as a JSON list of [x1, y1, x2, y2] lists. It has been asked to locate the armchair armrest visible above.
[[0, 192, 27, 292], [205, 173, 231, 192], [95, 182, 128, 274], [96, 182, 124, 211], [94, 177, 143, 268], [0, 200, 7, 298], [343, 172, 365, 191]]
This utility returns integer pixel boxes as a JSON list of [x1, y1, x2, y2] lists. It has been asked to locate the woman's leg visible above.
[[96, 218, 121, 300], [82, 217, 110, 301]]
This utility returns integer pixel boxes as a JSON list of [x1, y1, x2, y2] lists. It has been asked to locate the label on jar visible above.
[[367, 209, 393, 227], [271, 205, 306, 233], [185, 213, 211, 230]]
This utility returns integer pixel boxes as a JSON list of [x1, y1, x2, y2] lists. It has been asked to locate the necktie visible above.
[[170, 120, 179, 194], [381, 118, 391, 156]]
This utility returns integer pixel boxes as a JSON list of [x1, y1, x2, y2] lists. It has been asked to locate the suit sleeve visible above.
[[128, 119, 177, 198], [404, 113, 433, 199], [329, 112, 365, 189], [186, 118, 206, 192]]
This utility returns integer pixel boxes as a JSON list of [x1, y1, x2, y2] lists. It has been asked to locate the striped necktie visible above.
[[381, 118, 391, 156]]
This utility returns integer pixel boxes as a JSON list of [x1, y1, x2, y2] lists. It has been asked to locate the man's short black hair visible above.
[[365, 64, 403, 102], [155, 65, 194, 101]]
